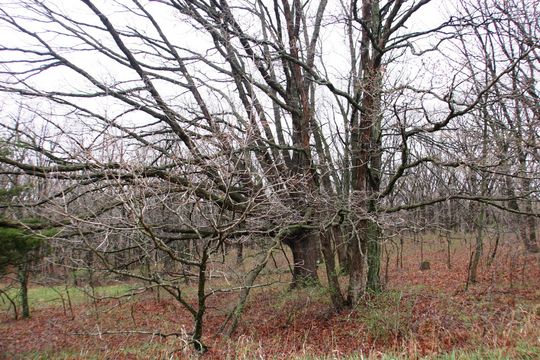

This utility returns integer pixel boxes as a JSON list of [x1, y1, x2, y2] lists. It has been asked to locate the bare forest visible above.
[[0, 0, 539, 358]]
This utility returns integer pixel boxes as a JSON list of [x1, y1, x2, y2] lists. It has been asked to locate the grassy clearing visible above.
[[0, 282, 137, 312]]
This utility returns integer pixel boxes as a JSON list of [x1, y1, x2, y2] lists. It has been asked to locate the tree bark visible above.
[[17, 261, 30, 319], [347, 230, 366, 304], [468, 203, 485, 284], [283, 229, 320, 288], [320, 226, 346, 310], [335, 226, 350, 274], [366, 218, 382, 292], [348, 0, 385, 301]]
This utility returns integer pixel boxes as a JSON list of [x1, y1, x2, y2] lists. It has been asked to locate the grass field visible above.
[[1, 283, 136, 312]]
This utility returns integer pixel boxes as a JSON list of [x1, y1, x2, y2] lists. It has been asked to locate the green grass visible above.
[[355, 290, 414, 342], [5, 349, 96, 360], [0, 283, 137, 312], [431, 347, 539, 359], [514, 341, 540, 360], [285, 346, 538, 359]]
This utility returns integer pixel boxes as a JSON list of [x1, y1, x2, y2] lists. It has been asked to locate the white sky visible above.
[[0, 0, 525, 162]]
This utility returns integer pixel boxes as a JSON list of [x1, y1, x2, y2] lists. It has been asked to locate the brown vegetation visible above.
[[2, 242, 538, 359]]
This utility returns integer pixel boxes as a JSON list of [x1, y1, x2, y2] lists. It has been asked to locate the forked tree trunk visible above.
[[348, 0, 384, 301]]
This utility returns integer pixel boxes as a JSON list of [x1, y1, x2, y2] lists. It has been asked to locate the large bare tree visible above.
[[1, 0, 539, 350]]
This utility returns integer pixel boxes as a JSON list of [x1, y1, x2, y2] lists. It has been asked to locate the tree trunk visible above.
[[17, 261, 30, 319], [335, 225, 350, 274], [221, 239, 281, 336], [236, 243, 244, 265], [349, 0, 384, 298], [192, 249, 208, 353], [320, 226, 346, 310], [366, 219, 382, 292], [468, 205, 484, 284], [524, 201, 539, 253], [347, 230, 366, 305], [284, 229, 320, 288]]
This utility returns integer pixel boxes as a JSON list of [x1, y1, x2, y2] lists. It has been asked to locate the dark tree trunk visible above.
[[348, 0, 384, 300], [284, 229, 320, 288], [468, 213, 484, 284], [335, 225, 350, 274], [236, 243, 244, 265], [17, 261, 30, 319], [192, 249, 208, 353], [524, 203, 539, 253]]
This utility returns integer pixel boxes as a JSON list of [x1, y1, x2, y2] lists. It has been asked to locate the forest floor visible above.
[[1, 240, 539, 359]]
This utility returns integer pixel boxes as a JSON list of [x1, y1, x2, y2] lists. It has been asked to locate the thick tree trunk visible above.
[[348, 0, 384, 298], [284, 229, 320, 288]]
